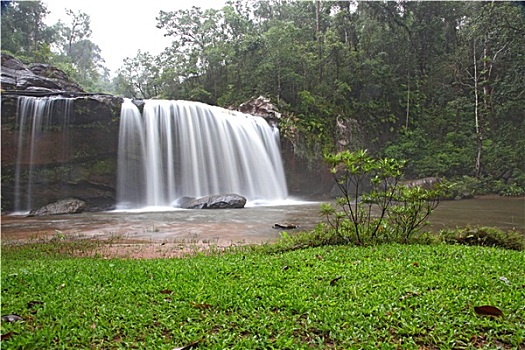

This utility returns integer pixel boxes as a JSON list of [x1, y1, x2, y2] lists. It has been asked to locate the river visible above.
[[2, 197, 523, 247]]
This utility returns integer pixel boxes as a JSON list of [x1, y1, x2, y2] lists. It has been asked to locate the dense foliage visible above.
[[1, 0, 111, 91], [2, 1, 524, 192]]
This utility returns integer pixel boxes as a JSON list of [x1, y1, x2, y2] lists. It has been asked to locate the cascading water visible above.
[[117, 99, 288, 209], [13, 96, 73, 212]]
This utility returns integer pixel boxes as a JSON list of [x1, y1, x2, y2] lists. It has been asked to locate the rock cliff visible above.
[[1, 54, 123, 212]]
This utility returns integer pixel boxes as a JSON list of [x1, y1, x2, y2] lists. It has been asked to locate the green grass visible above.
[[1, 243, 524, 349]]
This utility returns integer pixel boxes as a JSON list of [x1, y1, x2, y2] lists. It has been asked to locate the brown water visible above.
[[429, 196, 524, 232], [1, 197, 523, 245]]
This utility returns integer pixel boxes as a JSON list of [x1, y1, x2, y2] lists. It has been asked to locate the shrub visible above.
[[442, 176, 525, 198], [499, 183, 525, 197], [322, 150, 445, 245], [439, 226, 524, 251]]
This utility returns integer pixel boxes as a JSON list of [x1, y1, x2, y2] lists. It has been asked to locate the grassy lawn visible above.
[[1, 242, 524, 349]]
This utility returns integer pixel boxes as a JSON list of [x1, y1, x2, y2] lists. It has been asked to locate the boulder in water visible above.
[[171, 196, 196, 208], [28, 198, 87, 216], [273, 223, 298, 229], [182, 194, 247, 209]]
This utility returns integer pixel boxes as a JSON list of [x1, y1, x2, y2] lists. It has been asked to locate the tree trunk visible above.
[[482, 33, 491, 120], [316, 0, 323, 81], [473, 40, 482, 178], [406, 71, 410, 129], [277, 62, 281, 104], [33, 10, 40, 61]]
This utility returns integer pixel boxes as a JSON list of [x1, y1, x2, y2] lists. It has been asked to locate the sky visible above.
[[43, 0, 226, 76]]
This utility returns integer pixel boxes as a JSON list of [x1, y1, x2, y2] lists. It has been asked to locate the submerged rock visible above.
[[182, 194, 247, 209], [28, 198, 87, 216]]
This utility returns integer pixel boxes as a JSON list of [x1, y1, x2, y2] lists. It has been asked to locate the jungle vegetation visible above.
[[2, 0, 524, 193]]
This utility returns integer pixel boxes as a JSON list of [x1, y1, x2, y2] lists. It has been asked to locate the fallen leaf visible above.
[[160, 289, 173, 294], [400, 291, 420, 301], [27, 300, 44, 314], [190, 302, 212, 310], [474, 305, 504, 318], [1, 314, 23, 323], [173, 340, 200, 350], [330, 276, 343, 286], [1, 332, 15, 341], [316, 255, 324, 260], [27, 300, 44, 309], [413, 262, 419, 267], [90, 323, 96, 329], [470, 334, 487, 346]]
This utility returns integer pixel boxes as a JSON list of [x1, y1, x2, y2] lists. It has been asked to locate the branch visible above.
[[488, 42, 508, 77]]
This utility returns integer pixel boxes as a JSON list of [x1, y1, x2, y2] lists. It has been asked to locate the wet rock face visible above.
[[1, 94, 122, 212], [182, 194, 247, 209], [237, 95, 281, 127], [28, 198, 87, 216], [1, 53, 84, 93], [0, 54, 123, 213]]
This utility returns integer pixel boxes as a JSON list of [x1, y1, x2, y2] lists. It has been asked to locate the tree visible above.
[[157, 6, 223, 76], [1, 0, 56, 62], [113, 51, 162, 99], [51, 9, 108, 92], [60, 9, 92, 57], [457, 2, 525, 179]]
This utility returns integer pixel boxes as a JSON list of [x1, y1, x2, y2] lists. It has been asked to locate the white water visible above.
[[13, 96, 73, 212], [117, 99, 288, 209]]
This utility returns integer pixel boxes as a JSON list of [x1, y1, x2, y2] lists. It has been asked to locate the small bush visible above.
[[439, 226, 525, 251], [322, 150, 445, 245], [441, 176, 480, 199], [499, 183, 525, 197], [270, 224, 347, 252], [443, 176, 525, 198]]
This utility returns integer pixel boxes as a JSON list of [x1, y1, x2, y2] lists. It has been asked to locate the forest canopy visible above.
[[2, 0, 524, 192]]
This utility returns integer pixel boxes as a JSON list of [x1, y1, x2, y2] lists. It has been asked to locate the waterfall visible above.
[[13, 96, 73, 212], [117, 99, 288, 208]]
